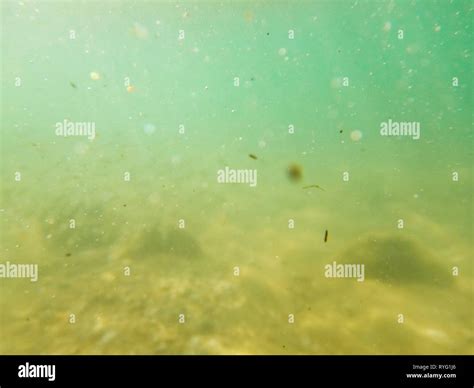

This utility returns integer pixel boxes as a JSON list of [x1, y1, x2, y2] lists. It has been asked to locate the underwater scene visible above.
[[0, 0, 472, 355]]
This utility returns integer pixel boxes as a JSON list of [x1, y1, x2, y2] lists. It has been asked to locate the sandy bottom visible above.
[[0, 192, 471, 355]]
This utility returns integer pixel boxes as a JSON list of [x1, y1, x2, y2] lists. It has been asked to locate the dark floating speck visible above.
[[287, 163, 303, 182], [324, 230, 328, 243], [249, 153, 258, 160], [65, 253, 72, 257]]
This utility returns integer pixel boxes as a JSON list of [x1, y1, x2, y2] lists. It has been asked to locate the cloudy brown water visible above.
[[0, 1, 472, 355]]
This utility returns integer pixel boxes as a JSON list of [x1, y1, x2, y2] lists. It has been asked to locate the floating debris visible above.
[[324, 230, 328, 242], [126, 85, 136, 93], [131, 22, 148, 39], [143, 123, 156, 135], [302, 184, 325, 191], [65, 253, 72, 257], [90, 71, 100, 81], [69, 81, 77, 89], [248, 153, 258, 160], [350, 130, 362, 141], [287, 163, 303, 182], [243, 10, 254, 23]]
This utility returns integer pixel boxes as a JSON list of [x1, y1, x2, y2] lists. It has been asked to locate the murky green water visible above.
[[1, 0, 472, 354]]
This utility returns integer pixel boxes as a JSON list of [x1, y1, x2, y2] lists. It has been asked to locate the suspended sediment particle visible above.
[[287, 163, 303, 182], [143, 123, 156, 135], [90, 71, 100, 81], [249, 153, 258, 160], [350, 130, 362, 141], [302, 184, 325, 191], [131, 22, 149, 39]]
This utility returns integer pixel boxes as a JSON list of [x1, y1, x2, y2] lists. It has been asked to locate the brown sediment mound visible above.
[[337, 234, 453, 287], [128, 225, 203, 260], [39, 203, 119, 252]]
